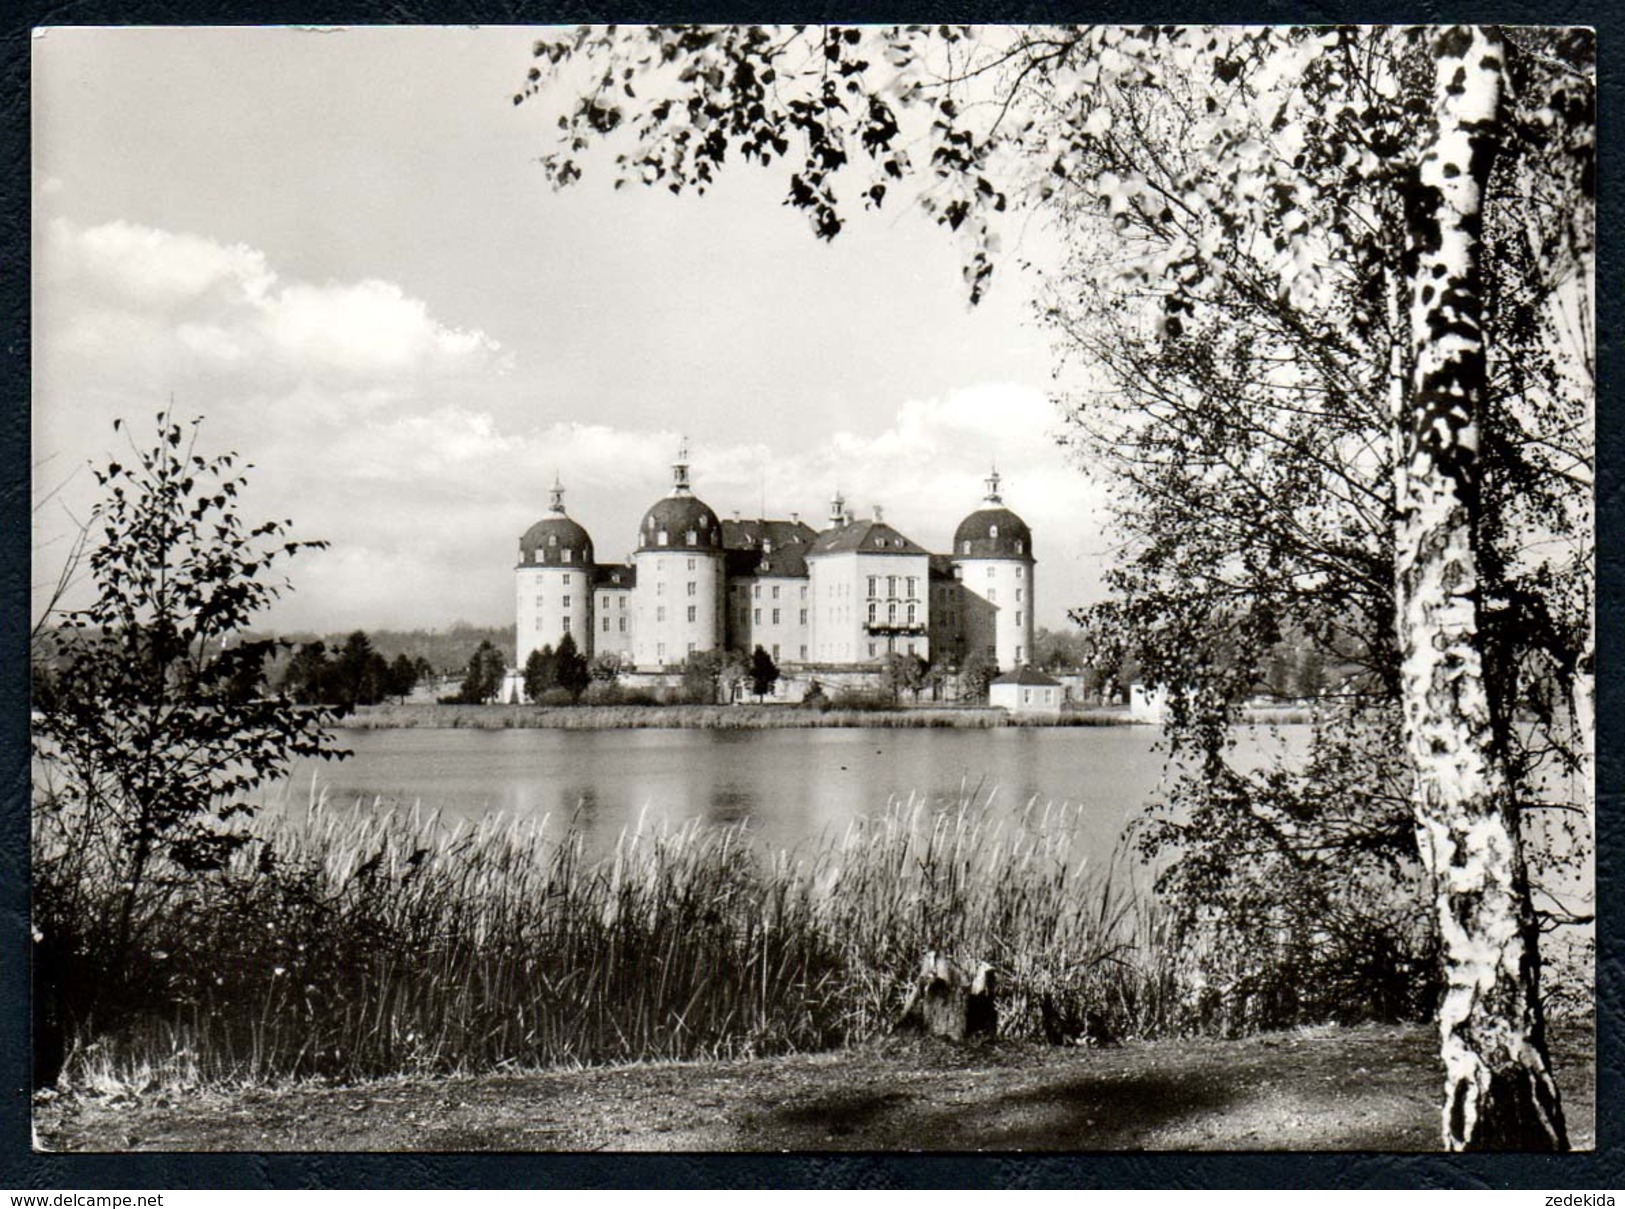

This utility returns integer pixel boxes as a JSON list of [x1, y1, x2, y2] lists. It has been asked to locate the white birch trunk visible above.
[[1397, 25, 1567, 1151]]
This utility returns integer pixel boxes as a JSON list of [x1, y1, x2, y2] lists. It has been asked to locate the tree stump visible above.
[[896, 952, 997, 1041]]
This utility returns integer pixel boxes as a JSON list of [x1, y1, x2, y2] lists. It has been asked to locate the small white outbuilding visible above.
[[989, 667, 1063, 716]]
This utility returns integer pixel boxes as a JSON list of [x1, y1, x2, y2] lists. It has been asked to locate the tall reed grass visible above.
[[35, 786, 1176, 1087]]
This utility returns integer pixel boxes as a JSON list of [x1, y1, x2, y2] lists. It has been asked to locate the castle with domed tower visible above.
[[515, 443, 1034, 685]]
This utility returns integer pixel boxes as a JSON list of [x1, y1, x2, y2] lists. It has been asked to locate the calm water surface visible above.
[[277, 725, 1217, 861]]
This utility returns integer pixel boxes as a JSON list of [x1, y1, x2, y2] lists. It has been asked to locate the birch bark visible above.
[[1396, 24, 1568, 1151]]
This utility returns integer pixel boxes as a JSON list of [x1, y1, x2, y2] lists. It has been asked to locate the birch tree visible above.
[[516, 22, 1592, 1149]]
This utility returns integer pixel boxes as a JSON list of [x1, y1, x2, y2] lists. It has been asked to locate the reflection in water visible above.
[[275, 725, 1299, 867]]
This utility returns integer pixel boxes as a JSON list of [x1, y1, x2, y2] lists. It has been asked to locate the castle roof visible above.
[[953, 506, 1033, 560], [592, 563, 637, 589], [809, 519, 929, 558], [519, 515, 594, 567], [637, 494, 724, 553], [723, 518, 817, 579]]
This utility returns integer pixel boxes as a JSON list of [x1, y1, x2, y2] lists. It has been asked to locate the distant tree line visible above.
[[280, 631, 430, 709]]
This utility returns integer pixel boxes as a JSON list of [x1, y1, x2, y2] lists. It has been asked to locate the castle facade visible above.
[[515, 446, 1035, 675]]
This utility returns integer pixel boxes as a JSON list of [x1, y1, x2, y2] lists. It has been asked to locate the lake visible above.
[[276, 724, 1216, 862]]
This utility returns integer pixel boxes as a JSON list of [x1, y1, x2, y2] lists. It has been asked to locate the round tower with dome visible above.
[[951, 468, 1035, 670], [631, 440, 725, 670], [515, 475, 595, 668]]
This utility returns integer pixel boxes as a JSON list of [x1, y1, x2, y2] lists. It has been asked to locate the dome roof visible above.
[[638, 494, 723, 553], [953, 506, 1033, 560], [519, 514, 594, 567]]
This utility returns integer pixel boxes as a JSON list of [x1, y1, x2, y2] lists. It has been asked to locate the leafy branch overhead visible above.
[[518, 26, 1591, 312]]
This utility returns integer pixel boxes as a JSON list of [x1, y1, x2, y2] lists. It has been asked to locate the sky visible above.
[[31, 25, 1114, 635]]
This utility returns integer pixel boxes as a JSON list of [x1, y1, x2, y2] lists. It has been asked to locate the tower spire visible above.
[[829, 488, 846, 528], [548, 473, 566, 514], [672, 437, 692, 496], [984, 464, 1003, 505]]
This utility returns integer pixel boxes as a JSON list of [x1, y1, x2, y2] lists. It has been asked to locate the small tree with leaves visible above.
[[385, 652, 421, 702], [749, 645, 780, 701], [880, 651, 929, 703], [523, 643, 557, 702], [958, 650, 998, 703], [459, 640, 507, 704], [555, 632, 592, 703], [31, 414, 345, 1065]]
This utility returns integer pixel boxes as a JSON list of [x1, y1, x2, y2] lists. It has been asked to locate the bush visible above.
[[1137, 704, 1440, 1034]]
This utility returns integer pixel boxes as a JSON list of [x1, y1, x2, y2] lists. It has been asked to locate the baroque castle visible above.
[[515, 444, 1035, 676]]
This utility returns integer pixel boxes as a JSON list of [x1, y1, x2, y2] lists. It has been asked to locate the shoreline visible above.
[[339, 702, 1137, 730], [335, 702, 1318, 730]]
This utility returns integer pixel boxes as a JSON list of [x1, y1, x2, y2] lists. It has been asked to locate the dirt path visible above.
[[34, 1023, 1594, 1153]]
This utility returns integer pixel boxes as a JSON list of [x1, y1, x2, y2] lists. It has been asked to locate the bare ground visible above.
[[34, 1022, 1594, 1153]]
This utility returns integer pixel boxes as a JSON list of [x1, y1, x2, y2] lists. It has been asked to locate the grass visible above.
[[36, 785, 1175, 1088], [342, 702, 1141, 730]]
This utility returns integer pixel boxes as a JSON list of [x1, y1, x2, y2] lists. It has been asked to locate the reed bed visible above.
[[341, 703, 1139, 730], [36, 787, 1176, 1087]]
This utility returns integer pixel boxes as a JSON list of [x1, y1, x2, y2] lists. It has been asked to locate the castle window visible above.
[[907, 603, 917, 624], [687, 581, 697, 597], [686, 530, 697, 545], [990, 525, 999, 539], [799, 609, 807, 626], [603, 617, 610, 632], [658, 531, 669, 546], [687, 606, 697, 622], [754, 608, 762, 625], [1015, 565, 1024, 579], [619, 617, 627, 632], [687, 642, 697, 655], [619, 596, 626, 609], [868, 602, 878, 623], [562, 616, 570, 631], [888, 602, 898, 624], [564, 574, 573, 585], [772, 643, 781, 661], [772, 608, 780, 625], [989, 589, 997, 603], [563, 549, 573, 563], [562, 595, 571, 608], [658, 642, 666, 660], [962, 540, 971, 554], [754, 584, 761, 599], [907, 576, 917, 598], [772, 585, 780, 600], [548, 534, 557, 546], [867, 577, 878, 598], [1016, 588, 1023, 602], [907, 641, 916, 655], [1016, 646, 1024, 662], [799, 645, 807, 660], [1015, 540, 1024, 554], [887, 576, 897, 597], [987, 566, 996, 578], [868, 643, 877, 658], [657, 606, 666, 622], [687, 558, 696, 571], [800, 586, 807, 600], [657, 582, 665, 596], [1016, 612, 1023, 626]]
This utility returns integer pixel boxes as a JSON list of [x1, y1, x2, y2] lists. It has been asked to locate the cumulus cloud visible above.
[[35, 217, 509, 408]]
